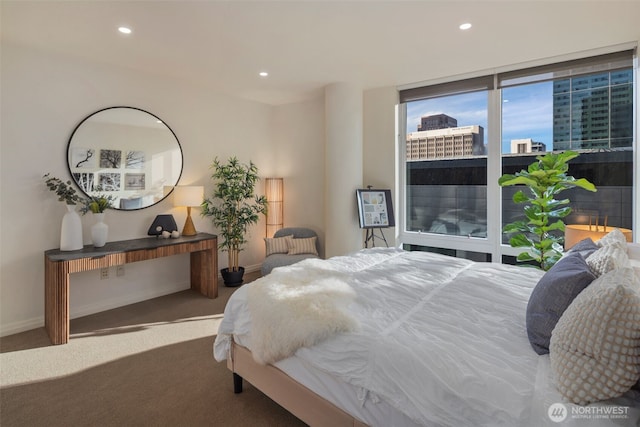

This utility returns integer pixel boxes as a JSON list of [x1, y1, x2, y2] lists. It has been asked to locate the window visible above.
[[405, 92, 488, 241], [399, 48, 636, 261]]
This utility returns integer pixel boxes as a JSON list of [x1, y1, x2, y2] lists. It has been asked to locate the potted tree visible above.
[[498, 150, 596, 271], [202, 157, 267, 286]]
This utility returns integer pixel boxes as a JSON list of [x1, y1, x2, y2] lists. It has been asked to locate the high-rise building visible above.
[[553, 69, 633, 150], [418, 114, 457, 131], [406, 125, 485, 160]]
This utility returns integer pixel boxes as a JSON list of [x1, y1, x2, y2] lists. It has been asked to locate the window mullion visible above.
[[486, 82, 502, 261]]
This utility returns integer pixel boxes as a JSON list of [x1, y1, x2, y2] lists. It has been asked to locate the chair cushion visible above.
[[264, 235, 293, 256], [288, 236, 318, 256]]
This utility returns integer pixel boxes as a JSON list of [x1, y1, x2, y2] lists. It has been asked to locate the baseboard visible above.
[[1, 281, 190, 338], [1, 265, 263, 338], [68, 280, 191, 319], [0, 317, 43, 338]]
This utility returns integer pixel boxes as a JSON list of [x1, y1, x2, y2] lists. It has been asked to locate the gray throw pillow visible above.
[[526, 251, 596, 355], [567, 237, 599, 258]]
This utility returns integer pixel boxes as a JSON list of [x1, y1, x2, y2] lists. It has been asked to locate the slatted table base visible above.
[[44, 234, 217, 345]]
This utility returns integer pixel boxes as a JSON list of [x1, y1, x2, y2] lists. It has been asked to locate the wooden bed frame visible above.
[[227, 341, 369, 427]]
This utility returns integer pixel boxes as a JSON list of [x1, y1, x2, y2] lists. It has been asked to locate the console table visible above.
[[44, 233, 218, 345]]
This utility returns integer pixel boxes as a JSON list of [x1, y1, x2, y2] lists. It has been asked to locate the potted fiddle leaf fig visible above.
[[201, 157, 267, 286], [498, 150, 596, 271]]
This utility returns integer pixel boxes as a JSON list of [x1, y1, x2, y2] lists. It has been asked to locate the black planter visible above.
[[221, 267, 244, 287]]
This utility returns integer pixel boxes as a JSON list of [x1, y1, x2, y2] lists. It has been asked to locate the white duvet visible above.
[[214, 248, 640, 426]]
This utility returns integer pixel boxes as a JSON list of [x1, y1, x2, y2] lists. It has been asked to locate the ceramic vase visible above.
[[60, 204, 83, 251], [91, 213, 109, 248]]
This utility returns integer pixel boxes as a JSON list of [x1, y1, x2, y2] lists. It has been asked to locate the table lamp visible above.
[[173, 185, 204, 236]]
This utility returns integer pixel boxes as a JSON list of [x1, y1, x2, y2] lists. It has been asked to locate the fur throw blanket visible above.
[[247, 260, 358, 365]]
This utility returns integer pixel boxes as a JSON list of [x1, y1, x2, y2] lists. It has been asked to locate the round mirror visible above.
[[67, 107, 183, 210]]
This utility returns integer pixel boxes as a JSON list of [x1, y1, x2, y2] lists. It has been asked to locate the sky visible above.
[[406, 81, 554, 153]]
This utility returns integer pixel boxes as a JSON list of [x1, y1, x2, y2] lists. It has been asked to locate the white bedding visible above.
[[214, 247, 640, 426]]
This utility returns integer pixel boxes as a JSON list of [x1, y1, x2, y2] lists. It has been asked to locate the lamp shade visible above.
[[265, 178, 283, 237], [565, 224, 632, 250], [173, 185, 204, 207]]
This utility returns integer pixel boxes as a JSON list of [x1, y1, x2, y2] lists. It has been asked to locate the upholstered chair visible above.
[[261, 227, 319, 275]]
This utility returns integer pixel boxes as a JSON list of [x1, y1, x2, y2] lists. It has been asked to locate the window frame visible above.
[[397, 44, 638, 260]]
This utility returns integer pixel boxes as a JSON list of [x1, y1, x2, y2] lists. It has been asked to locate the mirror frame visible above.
[[66, 106, 183, 211]]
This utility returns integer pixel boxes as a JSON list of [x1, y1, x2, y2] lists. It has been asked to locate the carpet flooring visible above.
[[0, 273, 307, 427]]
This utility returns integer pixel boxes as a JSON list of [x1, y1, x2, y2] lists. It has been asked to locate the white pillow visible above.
[[586, 244, 630, 277], [627, 242, 640, 261], [630, 259, 640, 281], [549, 267, 640, 405], [596, 228, 628, 249]]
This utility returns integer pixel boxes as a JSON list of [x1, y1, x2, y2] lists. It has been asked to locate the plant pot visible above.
[[221, 267, 244, 287]]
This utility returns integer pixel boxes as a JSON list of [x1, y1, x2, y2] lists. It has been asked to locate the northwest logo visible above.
[[548, 403, 568, 423]]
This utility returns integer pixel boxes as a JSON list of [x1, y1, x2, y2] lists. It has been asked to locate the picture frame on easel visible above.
[[355, 189, 395, 229]]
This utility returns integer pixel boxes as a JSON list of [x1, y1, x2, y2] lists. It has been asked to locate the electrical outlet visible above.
[[100, 268, 109, 280], [116, 265, 125, 277]]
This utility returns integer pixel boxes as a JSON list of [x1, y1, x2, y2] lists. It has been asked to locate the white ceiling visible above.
[[2, 1, 639, 105]]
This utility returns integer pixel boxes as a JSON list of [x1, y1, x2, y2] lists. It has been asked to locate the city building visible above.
[[406, 125, 485, 160], [553, 69, 633, 150], [418, 113, 457, 131], [510, 138, 547, 154]]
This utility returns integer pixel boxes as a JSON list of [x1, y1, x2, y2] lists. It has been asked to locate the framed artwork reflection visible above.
[[100, 149, 122, 168], [125, 173, 145, 190], [98, 173, 121, 191], [72, 172, 95, 192], [126, 151, 145, 169], [356, 189, 395, 229], [70, 148, 96, 169]]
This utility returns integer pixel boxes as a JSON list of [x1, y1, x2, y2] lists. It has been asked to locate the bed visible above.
[[214, 239, 640, 426]]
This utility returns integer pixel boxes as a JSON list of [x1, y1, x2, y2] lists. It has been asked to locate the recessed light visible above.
[[118, 26, 132, 35], [259, 71, 269, 77], [459, 23, 472, 30]]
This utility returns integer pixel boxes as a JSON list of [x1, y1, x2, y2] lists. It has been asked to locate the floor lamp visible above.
[[265, 178, 284, 237]]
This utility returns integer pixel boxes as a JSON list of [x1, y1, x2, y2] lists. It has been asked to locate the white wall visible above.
[[324, 83, 364, 258], [363, 87, 399, 247], [0, 43, 315, 336], [271, 97, 327, 257]]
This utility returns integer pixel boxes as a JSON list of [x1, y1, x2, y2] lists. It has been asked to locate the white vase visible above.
[[60, 205, 83, 251], [91, 213, 109, 248]]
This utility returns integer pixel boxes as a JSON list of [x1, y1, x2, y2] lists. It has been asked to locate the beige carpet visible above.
[[0, 273, 306, 427]]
